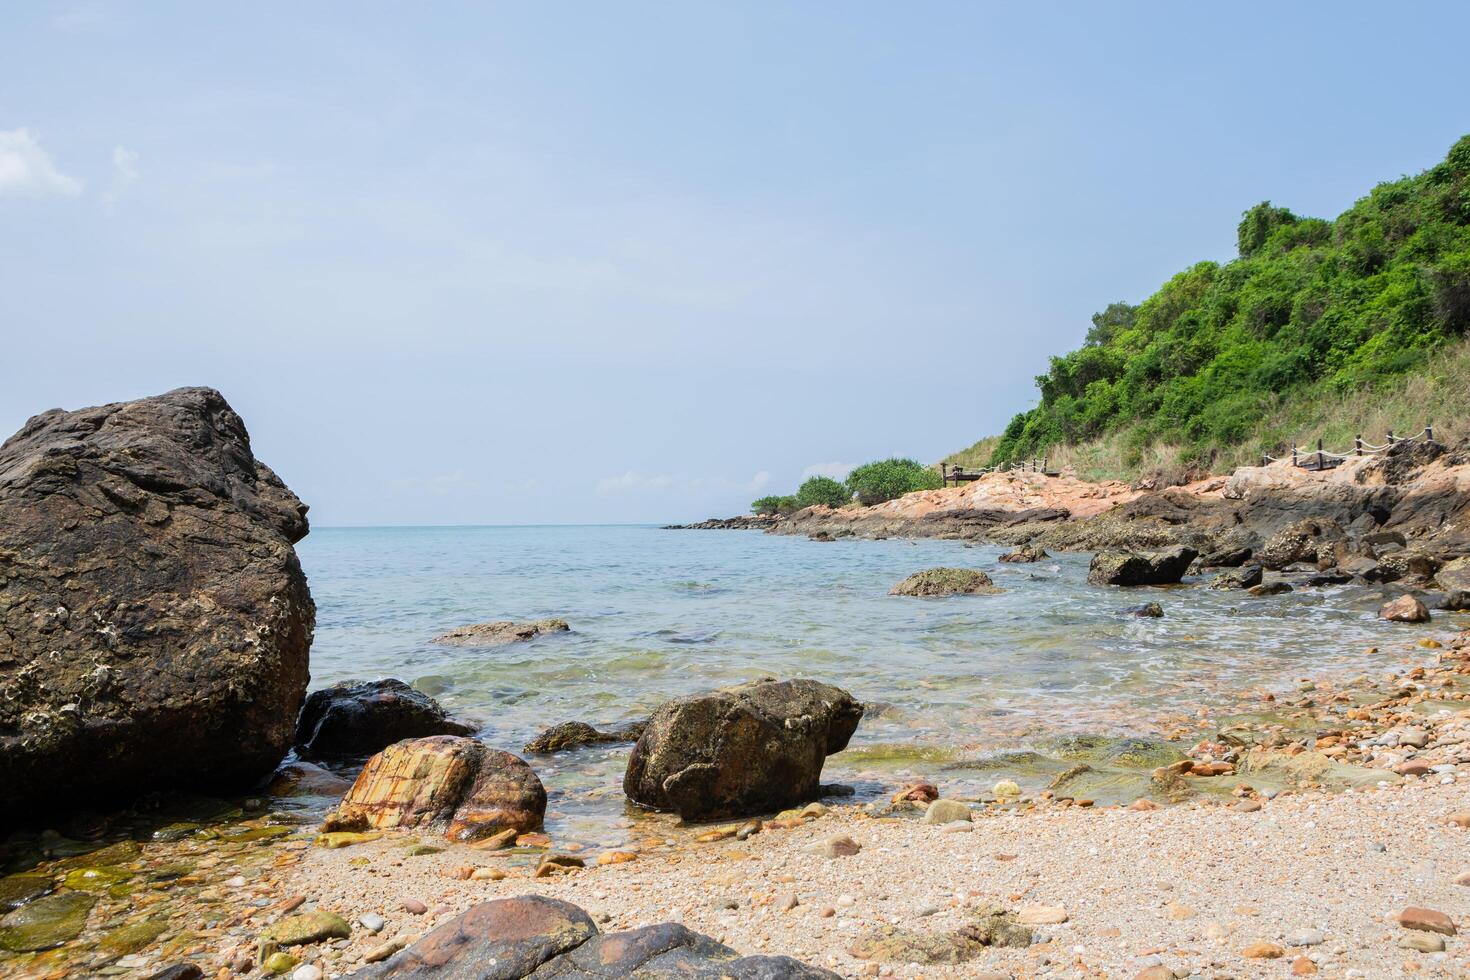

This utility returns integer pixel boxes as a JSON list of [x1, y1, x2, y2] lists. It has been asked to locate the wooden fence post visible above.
[[1291, 443, 1297, 467], [1355, 434, 1362, 456], [1316, 439, 1325, 470], [1387, 429, 1395, 446], [1426, 423, 1435, 443]]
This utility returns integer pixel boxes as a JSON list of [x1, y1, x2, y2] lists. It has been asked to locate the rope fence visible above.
[[1261, 424, 1439, 471]]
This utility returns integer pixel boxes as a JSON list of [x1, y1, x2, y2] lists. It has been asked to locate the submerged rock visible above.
[[432, 619, 569, 646], [326, 736, 546, 841], [998, 544, 1049, 563], [258, 911, 351, 963], [1381, 594, 1431, 623], [1087, 546, 1197, 586], [294, 679, 475, 758], [890, 568, 1002, 597], [0, 891, 96, 952], [624, 678, 863, 820], [524, 720, 647, 754], [1122, 602, 1165, 617], [1248, 581, 1294, 597], [345, 895, 836, 978], [0, 875, 53, 912], [0, 387, 314, 812]]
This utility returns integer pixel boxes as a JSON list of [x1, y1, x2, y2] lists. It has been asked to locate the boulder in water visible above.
[[524, 720, 646, 754], [1380, 594, 1431, 623], [1087, 546, 1197, 586], [998, 544, 1049, 563], [0, 387, 314, 813], [624, 679, 863, 820], [344, 895, 836, 978], [1209, 565, 1263, 590], [294, 679, 475, 758], [890, 568, 1002, 597], [432, 619, 569, 646], [326, 736, 546, 841], [1122, 602, 1164, 618]]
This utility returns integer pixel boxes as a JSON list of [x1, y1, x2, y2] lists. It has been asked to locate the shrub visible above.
[[795, 476, 850, 509], [750, 495, 783, 515], [845, 458, 943, 505]]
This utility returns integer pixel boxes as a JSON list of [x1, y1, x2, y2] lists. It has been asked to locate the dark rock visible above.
[[1305, 572, 1354, 586], [1247, 582, 1294, 597], [346, 895, 836, 978], [265, 760, 355, 798], [433, 620, 569, 646], [1379, 551, 1442, 583], [1198, 546, 1252, 568], [524, 720, 646, 755], [295, 679, 475, 759], [664, 515, 779, 530], [998, 544, 1049, 563], [1257, 518, 1345, 570], [1122, 602, 1164, 618], [1086, 546, 1197, 586], [326, 736, 546, 841], [1210, 565, 1263, 590], [890, 568, 1002, 597], [624, 679, 863, 820], [0, 387, 313, 813]]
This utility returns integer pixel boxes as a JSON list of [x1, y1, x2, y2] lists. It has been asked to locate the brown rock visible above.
[[432, 619, 569, 646], [889, 568, 1002, 596], [1396, 906, 1456, 935], [0, 388, 314, 810], [328, 736, 545, 842], [1242, 941, 1285, 959], [1381, 595, 1431, 623], [1291, 954, 1318, 975], [807, 835, 861, 859]]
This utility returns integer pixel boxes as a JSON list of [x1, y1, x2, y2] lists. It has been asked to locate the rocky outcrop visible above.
[[432, 619, 568, 646], [524, 720, 646, 755], [326, 736, 545, 841], [1439, 557, 1470, 607], [664, 515, 780, 530], [889, 568, 1002, 597], [1086, 546, 1197, 586], [1257, 518, 1346, 570], [624, 679, 863, 820], [347, 895, 836, 978], [0, 387, 314, 812], [294, 679, 475, 758]]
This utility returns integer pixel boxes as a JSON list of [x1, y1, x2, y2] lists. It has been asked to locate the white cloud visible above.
[[595, 471, 674, 495], [0, 128, 82, 198], [801, 461, 853, 481], [112, 146, 139, 181]]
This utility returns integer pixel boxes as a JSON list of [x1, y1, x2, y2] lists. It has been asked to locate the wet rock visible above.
[[1257, 518, 1345, 570], [523, 719, 647, 754], [1123, 602, 1165, 618], [326, 735, 546, 841], [267, 761, 355, 798], [1087, 546, 1197, 586], [100, 919, 167, 954], [345, 895, 836, 978], [294, 679, 475, 758], [1198, 545, 1252, 568], [0, 875, 53, 911], [0, 892, 96, 952], [1210, 565, 1263, 590], [1248, 582, 1294, 597], [623, 678, 863, 820], [998, 544, 1049, 563], [432, 619, 569, 646], [1380, 595, 1431, 623], [889, 568, 1002, 596], [0, 387, 314, 810], [258, 911, 351, 962]]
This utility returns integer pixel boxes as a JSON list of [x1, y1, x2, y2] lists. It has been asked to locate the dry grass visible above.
[[942, 337, 1470, 484]]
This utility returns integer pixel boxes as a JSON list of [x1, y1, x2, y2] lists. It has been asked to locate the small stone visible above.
[[292, 967, 323, 980], [358, 913, 385, 933], [364, 939, 405, 963], [923, 799, 973, 825], [1018, 905, 1068, 925], [1129, 799, 1160, 812], [1291, 955, 1319, 975], [262, 952, 299, 975], [735, 821, 763, 841], [806, 835, 861, 859], [596, 851, 637, 866], [1135, 968, 1173, 980], [993, 780, 1022, 798], [1233, 799, 1261, 813], [401, 898, 427, 915], [1453, 871, 1470, 887], [1242, 941, 1285, 959], [470, 866, 506, 881], [1166, 903, 1194, 920], [1396, 906, 1456, 935], [1286, 929, 1324, 946], [534, 854, 586, 877], [819, 907, 835, 918], [778, 891, 799, 911], [1401, 932, 1446, 953]]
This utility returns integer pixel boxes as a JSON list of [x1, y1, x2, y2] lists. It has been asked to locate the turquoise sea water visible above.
[[295, 525, 1464, 843]]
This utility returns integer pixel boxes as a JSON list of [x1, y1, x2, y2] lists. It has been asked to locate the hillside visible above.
[[970, 134, 1470, 480]]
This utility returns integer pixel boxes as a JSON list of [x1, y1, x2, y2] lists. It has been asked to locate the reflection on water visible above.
[[295, 525, 1465, 844]]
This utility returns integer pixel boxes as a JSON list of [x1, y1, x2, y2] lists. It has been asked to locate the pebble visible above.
[[778, 891, 799, 912], [1018, 905, 1068, 925], [1242, 941, 1285, 959], [1291, 955, 1319, 975], [922, 799, 972, 825], [364, 939, 405, 963], [358, 913, 384, 933], [292, 967, 323, 980], [806, 835, 861, 859], [401, 898, 427, 915], [1233, 799, 1261, 813], [1286, 929, 1324, 946], [1395, 906, 1456, 935], [1401, 932, 1447, 953]]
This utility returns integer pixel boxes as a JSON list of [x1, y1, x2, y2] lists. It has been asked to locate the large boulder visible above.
[[1438, 557, 1470, 608], [294, 679, 475, 758], [1086, 546, 1197, 586], [347, 895, 836, 978], [326, 735, 545, 841], [0, 388, 314, 812], [890, 568, 1001, 597], [624, 679, 863, 820], [1256, 518, 1345, 570]]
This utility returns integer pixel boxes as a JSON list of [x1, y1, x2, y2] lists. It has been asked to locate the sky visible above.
[[3, 3, 1469, 526]]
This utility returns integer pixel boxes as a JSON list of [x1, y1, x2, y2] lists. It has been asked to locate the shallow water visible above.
[[294, 525, 1468, 844]]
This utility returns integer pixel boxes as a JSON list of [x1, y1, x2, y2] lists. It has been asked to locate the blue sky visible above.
[[3, 3, 1468, 525]]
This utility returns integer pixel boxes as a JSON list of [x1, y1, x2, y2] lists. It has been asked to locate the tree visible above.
[[1237, 201, 1299, 258], [845, 458, 943, 505], [795, 476, 850, 508], [1084, 302, 1137, 347]]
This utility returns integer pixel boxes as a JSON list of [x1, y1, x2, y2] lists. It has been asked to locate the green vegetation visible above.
[[795, 476, 851, 508], [750, 494, 799, 516], [844, 457, 942, 505], [985, 135, 1470, 472]]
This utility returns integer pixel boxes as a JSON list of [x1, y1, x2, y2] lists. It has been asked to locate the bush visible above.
[[795, 476, 850, 509], [845, 458, 943, 505], [750, 495, 783, 515]]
